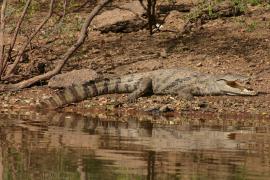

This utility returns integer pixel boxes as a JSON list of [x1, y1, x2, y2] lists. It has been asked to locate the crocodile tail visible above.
[[37, 77, 130, 109]]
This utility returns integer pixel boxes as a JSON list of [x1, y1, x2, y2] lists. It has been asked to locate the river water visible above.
[[0, 111, 269, 180]]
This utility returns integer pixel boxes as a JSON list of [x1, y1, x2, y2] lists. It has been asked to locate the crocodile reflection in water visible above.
[[1, 111, 269, 150]]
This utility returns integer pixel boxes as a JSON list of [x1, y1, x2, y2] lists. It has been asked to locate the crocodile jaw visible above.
[[218, 80, 257, 96], [224, 88, 258, 96]]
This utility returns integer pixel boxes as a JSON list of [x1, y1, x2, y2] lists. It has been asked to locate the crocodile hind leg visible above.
[[128, 77, 153, 102], [177, 88, 194, 100]]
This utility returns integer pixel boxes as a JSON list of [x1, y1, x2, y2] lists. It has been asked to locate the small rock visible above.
[[92, 48, 101, 54], [23, 99, 31, 104], [196, 62, 202, 67]]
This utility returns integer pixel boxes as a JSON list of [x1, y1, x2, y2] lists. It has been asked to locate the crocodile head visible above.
[[215, 74, 257, 96]]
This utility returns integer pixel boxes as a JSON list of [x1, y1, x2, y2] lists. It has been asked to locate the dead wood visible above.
[[1, 0, 31, 78], [4, 0, 55, 78], [73, 0, 92, 13], [63, 0, 67, 16], [1, 0, 111, 91], [55, 0, 67, 22], [0, 0, 7, 78]]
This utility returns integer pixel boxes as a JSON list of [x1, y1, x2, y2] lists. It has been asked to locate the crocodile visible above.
[[37, 68, 257, 109]]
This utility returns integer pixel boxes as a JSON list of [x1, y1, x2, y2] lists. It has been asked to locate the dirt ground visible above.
[[0, 1, 270, 117]]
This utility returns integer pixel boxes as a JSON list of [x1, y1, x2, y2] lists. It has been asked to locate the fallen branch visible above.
[[3, 0, 111, 91], [4, 0, 55, 78]]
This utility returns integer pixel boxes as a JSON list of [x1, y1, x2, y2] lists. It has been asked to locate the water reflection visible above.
[[0, 111, 269, 179]]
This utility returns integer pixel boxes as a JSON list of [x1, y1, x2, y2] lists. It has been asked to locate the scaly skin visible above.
[[37, 68, 257, 109]]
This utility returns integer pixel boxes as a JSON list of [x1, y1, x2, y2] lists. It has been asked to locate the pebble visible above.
[[196, 62, 202, 67]]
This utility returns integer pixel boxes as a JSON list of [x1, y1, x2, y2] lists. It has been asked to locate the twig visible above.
[[0, 0, 7, 79], [55, 0, 91, 24], [5, 0, 111, 90], [138, 0, 147, 11], [55, 0, 67, 22], [73, 0, 91, 13], [4, 0, 55, 78], [63, 0, 67, 16], [1, 0, 31, 78]]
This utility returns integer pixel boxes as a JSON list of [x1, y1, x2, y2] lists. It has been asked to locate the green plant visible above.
[[246, 21, 257, 32], [248, 0, 261, 6], [232, 0, 248, 12], [208, 3, 214, 17]]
